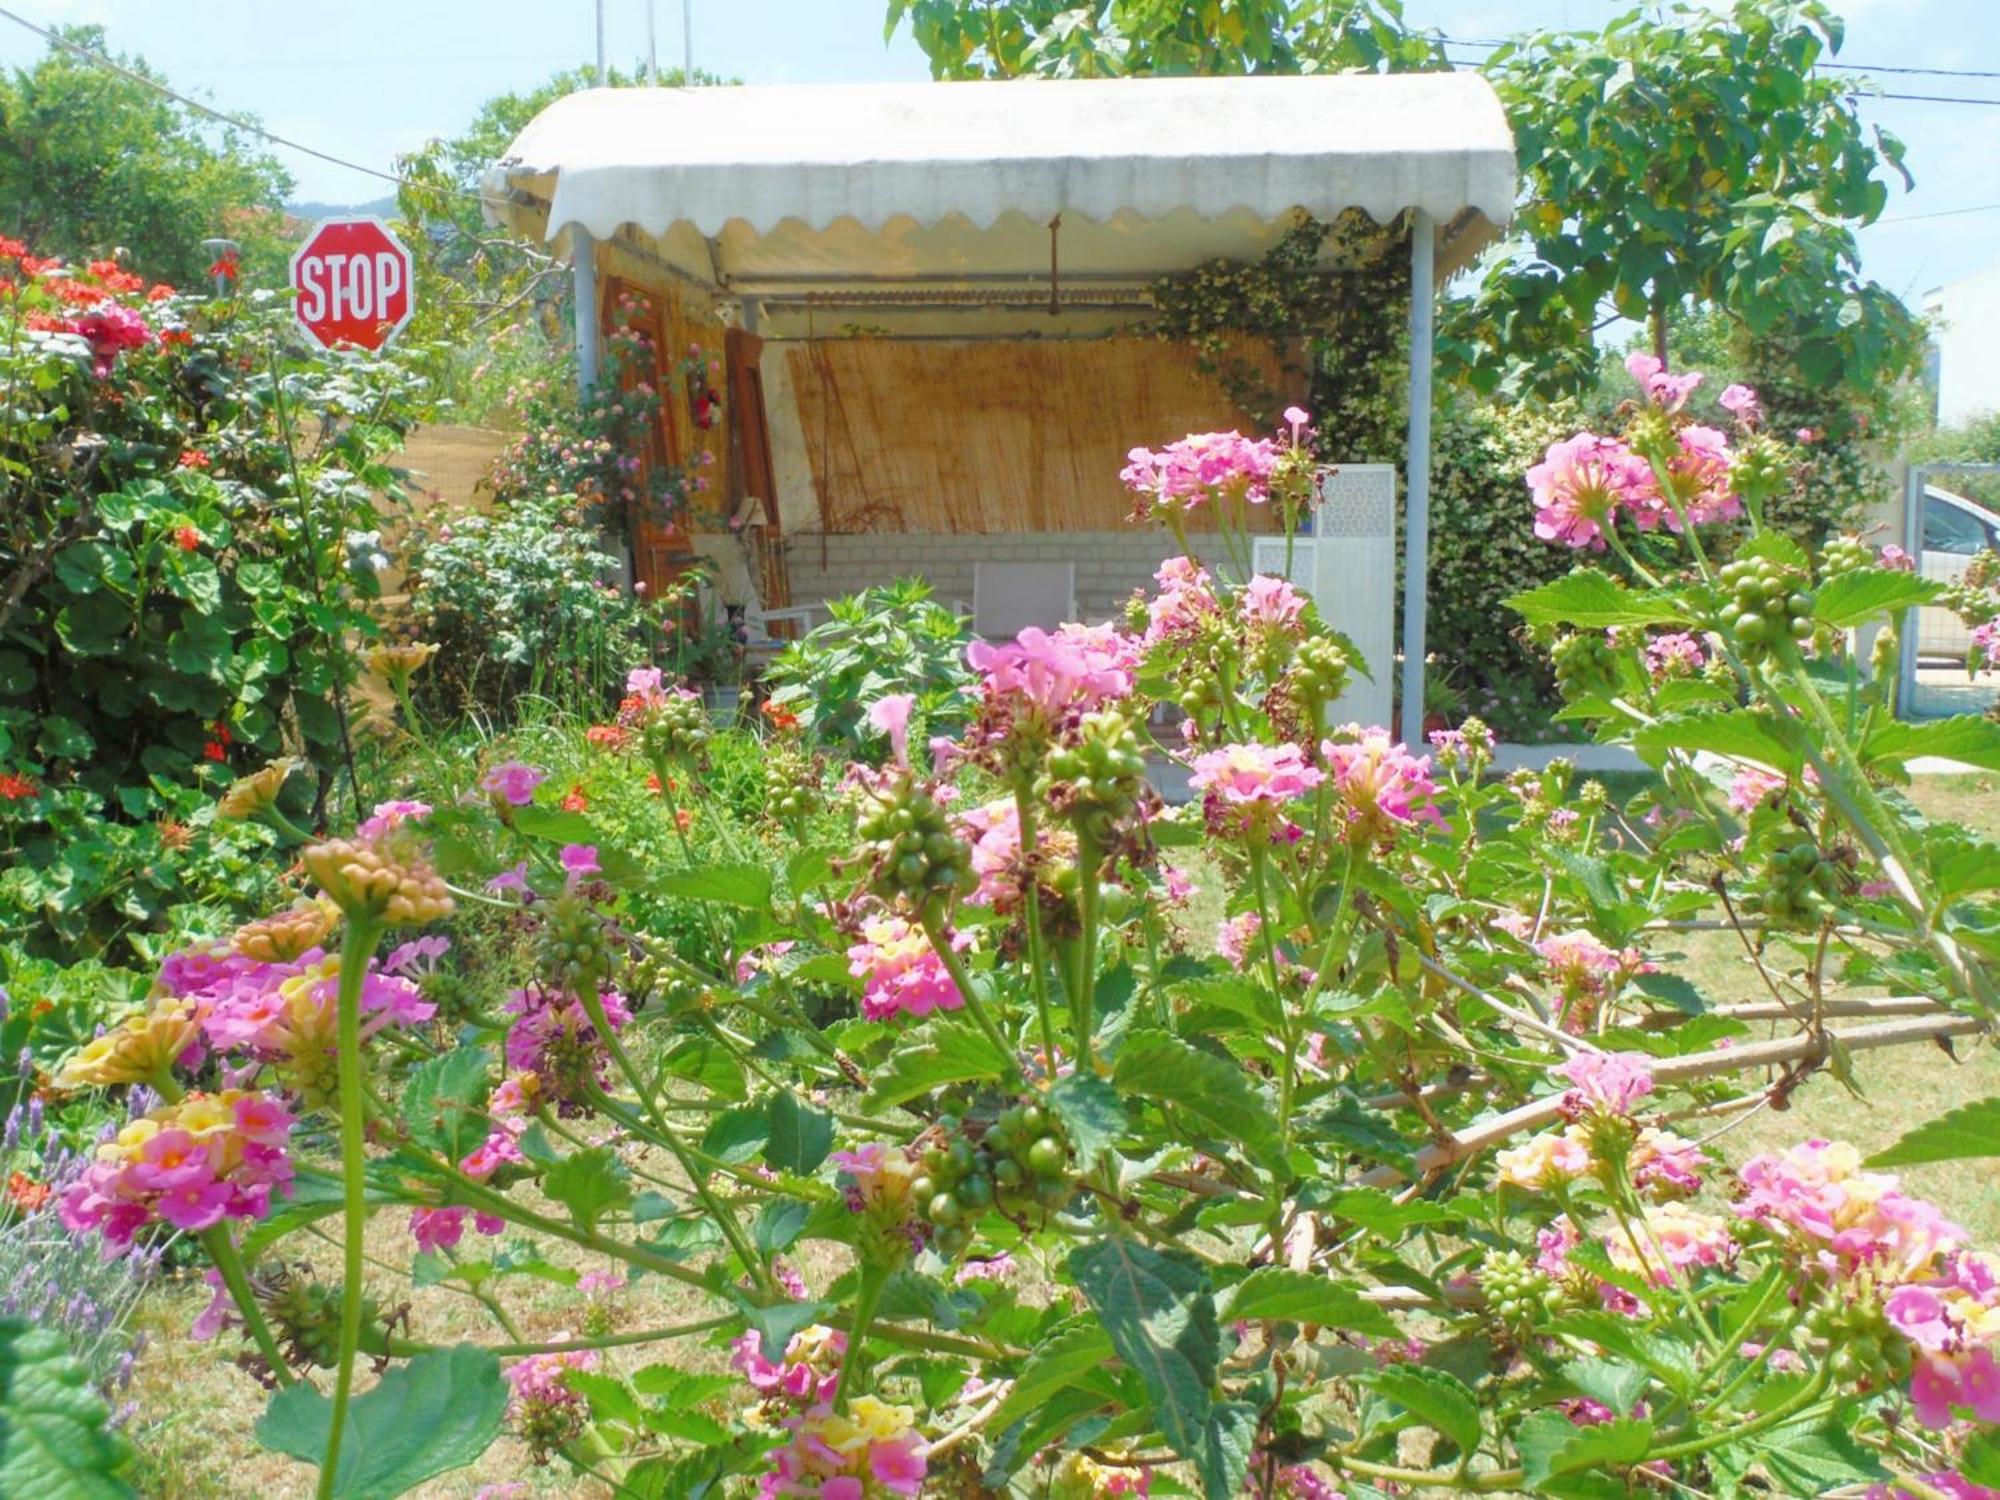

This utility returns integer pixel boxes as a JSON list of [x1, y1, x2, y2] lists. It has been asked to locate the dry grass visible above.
[[122, 777, 2000, 1497]]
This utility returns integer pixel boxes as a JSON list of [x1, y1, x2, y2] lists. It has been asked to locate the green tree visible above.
[[0, 25, 293, 287], [1448, 0, 1923, 410], [394, 63, 728, 418], [884, 0, 1441, 78]]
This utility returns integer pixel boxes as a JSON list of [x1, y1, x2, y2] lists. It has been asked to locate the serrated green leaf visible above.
[[863, 1021, 1010, 1110], [1863, 715, 2000, 775], [1113, 1030, 1279, 1164], [655, 862, 774, 909], [1563, 1356, 1648, 1417], [0, 1320, 133, 1499], [755, 1199, 809, 1253], [401, 1047, 490, 1160], [1814, 567, 1940, 627], [991, 1323, 1115, 1428], [1370, 1364, 1481, 1453], [1049, 1073, 1126, 1166], [763, 1090, 834, 1175], [1218, 1268, 1398, 1337], [542, 1146, 632, 1233], [1068, 1238, 1218, 1458], [566, 1369, 640, 1426], [1505, 569, 1690, 628], [1868, 1095, 2000, 1167], [1755, 1417, 1887, 1491], [1197, 1400, 1259, 1500], [1632, 709, 1803, 775], [254, 1344, 505, 1498]]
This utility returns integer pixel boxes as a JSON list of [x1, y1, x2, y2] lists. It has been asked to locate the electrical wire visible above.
[[0, 3, 484, 200], [1438, 32, 2000, 79], [1879, 202, 2000, 224]]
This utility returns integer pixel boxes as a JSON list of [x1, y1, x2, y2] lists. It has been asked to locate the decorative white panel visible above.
[[1251, 466, 1398, 730]]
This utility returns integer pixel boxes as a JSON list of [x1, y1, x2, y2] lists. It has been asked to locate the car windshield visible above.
[[1923, 495, 1992, 555]]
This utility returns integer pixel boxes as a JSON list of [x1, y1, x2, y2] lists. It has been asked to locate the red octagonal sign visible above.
[[289, 217, 414, 352]]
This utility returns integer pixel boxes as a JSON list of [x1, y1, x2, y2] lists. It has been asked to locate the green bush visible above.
[[0, 249, 423, 953], [765, 578, 974, 757], [400, 495, 669, 724]]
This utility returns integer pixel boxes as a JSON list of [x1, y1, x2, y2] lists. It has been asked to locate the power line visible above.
[[1878, 201, 2000, 224], [0, 4, 480, 200], [1439, 43, 2000, 108], [1439, 32, 2000, 82]]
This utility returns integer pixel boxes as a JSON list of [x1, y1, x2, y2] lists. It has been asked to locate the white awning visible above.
[[484, 73, 1516, 291]]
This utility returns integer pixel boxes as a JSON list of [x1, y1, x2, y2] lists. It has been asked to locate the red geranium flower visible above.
[[147, 283, 175, 302], [0, 771, 37, 800], [0, 236, 25, 260], [208, 251, 240, 282], [584, 724, 628, 751], [174, 526, 201, 551], [176, 449, 210, 470], [560, 783, 589, 813]]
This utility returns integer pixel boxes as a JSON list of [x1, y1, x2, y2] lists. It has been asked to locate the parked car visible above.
[[1916, 484, 2000, 661]]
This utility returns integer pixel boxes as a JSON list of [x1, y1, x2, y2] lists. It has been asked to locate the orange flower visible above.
[[675, 809, 693, 832], [644, 773, 662, 795], [761, 699, 801, 733], [584, 724, 628, 751], [175, 526, 201, 551], [6, 1172, 49, 1213], [560, 784, 589, 813], [177, 449, 211, 470], [147, 283, 176, 302]]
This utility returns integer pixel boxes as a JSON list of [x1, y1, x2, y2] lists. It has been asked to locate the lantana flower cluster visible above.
[[58, 1089, 295, 1253], [758, 1393, 928, 1499]]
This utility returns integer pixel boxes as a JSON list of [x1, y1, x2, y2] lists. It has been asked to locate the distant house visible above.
[[1925, 257, 2000, 426]]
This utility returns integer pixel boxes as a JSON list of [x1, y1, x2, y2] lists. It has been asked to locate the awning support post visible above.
[[573, 227, 601, 392], [1399, 208, 1435, 751]]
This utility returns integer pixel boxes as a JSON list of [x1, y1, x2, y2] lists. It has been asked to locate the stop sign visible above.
[[289, 217, 414, 351]]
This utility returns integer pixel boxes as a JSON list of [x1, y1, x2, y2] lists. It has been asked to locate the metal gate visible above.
[[1898, 462, 2000, 719]]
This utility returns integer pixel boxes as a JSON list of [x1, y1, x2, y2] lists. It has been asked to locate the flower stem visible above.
[[200, 1228, 294, 1388], [831, 1263, 888, 1412], [1012, 788, 1062, 1078], [1071, 831, 1102, 1072], [320, 916, 383, 1500], [920, 915, 1024, 1088]]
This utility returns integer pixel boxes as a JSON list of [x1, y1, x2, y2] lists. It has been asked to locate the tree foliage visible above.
[[0, 26, 293, 288], [884, 0, 1441, 78], [1447, 0, 1924, 409]]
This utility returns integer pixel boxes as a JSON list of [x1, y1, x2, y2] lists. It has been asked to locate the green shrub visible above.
[[400, 495, 669, 724], [765, 578, 974, 757]]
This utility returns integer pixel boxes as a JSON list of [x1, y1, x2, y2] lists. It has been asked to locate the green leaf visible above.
[[763, 1091, 834, 1176], [1755, 1417, 1887, 1491], [1630, 972, 1706, 1015], [1813, 567, 1940, 627], [1632, 709, 1803, 776], [1961, 1427, 2000, 1487], [655, 862, 775, 910], [542, 1146, 632, 1233], [1515, 1410, 1654, 1494], [1305, 1187, 1461, 1236], [1112, 1030, 1280, 1164], [754, 1199, 809, 1254], [52, 542, 132, 598], [1862, 715, 2000, 775], [566, 1370, 641, 1427], [1218, 1268, 1398, 1337], [1505, 569, 1689, 629], [1048, 1073, 1127, 1166], [1067, 1238, 1218, 1458], [1196, 1400, 1259, 1500], [254, 1344, 506, 1498], [400, 1047, 490, 1160], [1369, 1364, 1481, 1453], [991, 1323, 1115, 1428], [0, 1320, 133, 1499], [1867, 1096, 2000, 1167], [700, 1104, 771, 1163], [863, 1021, 1010, 1110], [1563, 1356, 1648, 1417]]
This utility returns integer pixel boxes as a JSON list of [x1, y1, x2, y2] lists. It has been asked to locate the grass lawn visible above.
[[122, 775, 2000, 1497]]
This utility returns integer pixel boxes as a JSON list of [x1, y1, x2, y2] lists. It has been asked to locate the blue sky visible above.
[[6, 0, 1997, 300]]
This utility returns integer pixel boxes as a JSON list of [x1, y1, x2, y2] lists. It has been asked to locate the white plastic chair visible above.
[[972, 561, 1075, 639]]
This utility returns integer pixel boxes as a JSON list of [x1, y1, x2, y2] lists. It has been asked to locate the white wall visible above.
[[782, 531, 1178, 626], [1929, 259, 2000, 427]]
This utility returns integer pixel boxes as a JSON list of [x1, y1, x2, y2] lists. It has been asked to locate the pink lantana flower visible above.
[[1241, 573, 1309, 633], [1528, 434, 1651, 550], [1557, 1050, 1655, 1118], [846, 916, 966, 1021], [867, 693, 916, 767], [1321, 727, 1441, 847], [1717, 383, 1761, 424], [481, 761, 548, 806], [356, 799, 432, 838], [1625, 352, 1704, 411], [1188, 742, 1323, 807]]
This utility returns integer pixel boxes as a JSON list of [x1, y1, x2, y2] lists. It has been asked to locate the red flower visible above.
[[48, 278, 107, 307], [176, 449, 210, 470], [761, 699, 801, 733], [560, 784, 589, 813], [584, 724, 628, 751], [644, 773, 663, 795], [0, 772, 37, 800], [86, 258, 120, 278], [202, 740, 228, 762], [0, 236, 24, 260], [174, 526, 201, 551], [147, 283, 175, 302], [675, 809, 693, 833], [19, 255, 60, 276], [208, 251, 240, 282], [160, 327, 194, 348]]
